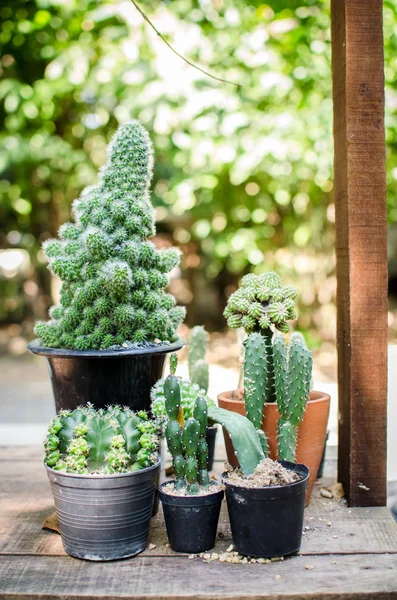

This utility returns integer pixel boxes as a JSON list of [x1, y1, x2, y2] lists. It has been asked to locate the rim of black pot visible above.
[[222, 461, 310, 491], [45, 458, 161, 479], [28, 338, 185, 359], [159, 481, 224, 505]]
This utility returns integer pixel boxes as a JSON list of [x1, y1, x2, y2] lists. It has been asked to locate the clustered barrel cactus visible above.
[[44, 405, 159, 474], [163, 366, 210, 493], [35, 120, 186, 351], [188, 326, 209, 393], [225, 271, 312, 462]]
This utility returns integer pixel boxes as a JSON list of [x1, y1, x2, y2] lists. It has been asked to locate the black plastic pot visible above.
[[206, 425, 217, 471], [46, 460, 160, 561], [28, 340, 184, 413], [159, 482, 224, 553], [223, 461, 309, 558]]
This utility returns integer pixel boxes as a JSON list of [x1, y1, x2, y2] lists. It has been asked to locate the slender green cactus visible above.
[[273, 333, 312, 462], [164, 369, 210, 493], [44, 405, 159, 474], [34, 120, 185, 351], [188, 326, 209, 393]]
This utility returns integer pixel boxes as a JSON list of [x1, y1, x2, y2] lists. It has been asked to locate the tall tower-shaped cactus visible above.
[[188, 326, 209, 393], [35, 121, 185, 351], [273, 332, 312, 462], [164, 361, 210, 493]]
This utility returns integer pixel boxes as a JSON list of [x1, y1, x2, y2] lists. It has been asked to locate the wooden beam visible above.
[[331, 0, 387, 506]]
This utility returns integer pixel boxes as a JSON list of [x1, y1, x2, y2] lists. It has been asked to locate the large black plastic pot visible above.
[[28, 340, 184, 413], [223, 461, 309, 558], [159, 482, 224, 553], [46, 460, 160, 561]]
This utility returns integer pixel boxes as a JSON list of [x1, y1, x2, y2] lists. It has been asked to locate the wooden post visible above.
[[331, 0, 387, 506]]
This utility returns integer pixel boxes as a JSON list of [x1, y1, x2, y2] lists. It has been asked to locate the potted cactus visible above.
[[158, 365, 223, 553], [44, 404, 160, 561], [218, 272, 330, 501], [152, 327, 217, 469], [28, 121, 185, 413]]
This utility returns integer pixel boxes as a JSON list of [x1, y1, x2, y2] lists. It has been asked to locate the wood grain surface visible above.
[[1, 446, 397, 599], [331, 0, 388, 507]]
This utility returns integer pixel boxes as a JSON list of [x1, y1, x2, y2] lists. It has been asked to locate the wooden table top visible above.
[[1, 445, 397, 599]]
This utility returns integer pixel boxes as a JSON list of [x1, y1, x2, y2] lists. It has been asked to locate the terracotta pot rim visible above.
[[217, 389, 330, 405]]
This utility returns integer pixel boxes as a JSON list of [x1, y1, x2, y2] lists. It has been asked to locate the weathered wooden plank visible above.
[[0, 553, 397, 599], [1, 453, 396, 558], [331, 0, 387, 506]]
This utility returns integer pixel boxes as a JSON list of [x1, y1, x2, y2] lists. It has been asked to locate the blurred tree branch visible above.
[[129, 0, 241, 88]]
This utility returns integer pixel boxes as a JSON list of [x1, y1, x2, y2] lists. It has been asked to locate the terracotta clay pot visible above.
[[217, 389, 330, 503]]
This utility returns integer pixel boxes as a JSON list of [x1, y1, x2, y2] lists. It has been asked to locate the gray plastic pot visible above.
[[46, 460, 160, 561]]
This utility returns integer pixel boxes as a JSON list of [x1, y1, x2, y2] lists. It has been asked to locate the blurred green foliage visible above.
[[1, 0, 396, 340]]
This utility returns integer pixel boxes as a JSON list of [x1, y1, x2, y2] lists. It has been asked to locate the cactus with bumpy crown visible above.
[[224, 272, 298, 405], [34, 120, 186, 351], [224, 272, 297, 336], [188, 326, 209, 393], [44, 404, 160, 474], [273, 332, 312, 462], [164, 371, 210, 493]]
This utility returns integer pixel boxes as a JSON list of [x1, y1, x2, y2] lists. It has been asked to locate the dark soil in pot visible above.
[[46, 460, 160, 561], [159, 482, 224, 553], [223, 460, 309, 558], [28, 339, 184, 413]]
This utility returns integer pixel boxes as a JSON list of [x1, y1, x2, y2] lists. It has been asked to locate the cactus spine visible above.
[[273, 333, 312, 462], [188, 326, 209, 393], [44, 405, 159, 474], [164, 368, 210, 494]]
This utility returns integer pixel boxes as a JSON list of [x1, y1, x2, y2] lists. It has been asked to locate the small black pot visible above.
[[224, 461, 309, 558], [206, 425, 218, 471], [46, 460, 160, 561], [159, 482, 224, 553], [28, 339, 184, 413]]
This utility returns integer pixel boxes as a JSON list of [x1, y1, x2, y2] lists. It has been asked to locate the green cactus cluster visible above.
[[188, 326, 209, 393], [164, 369, 210, 493], [152, 352, 266, 477], [225, 271, 312, 463], [34, 120, 185, 351], [273, 332, 312, 462], [242, 330, 312, 462], [151, 377, 215, 426], [224, 272, 297, 335], [44, 404, 160, 474]]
